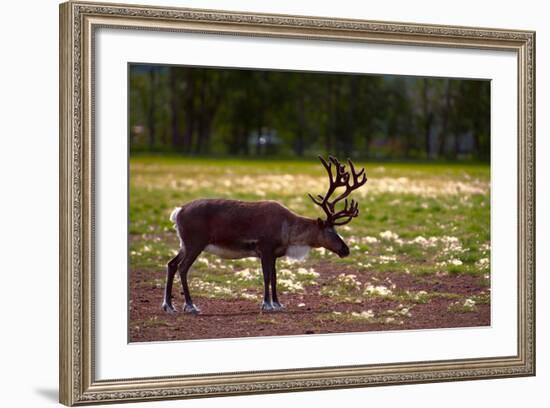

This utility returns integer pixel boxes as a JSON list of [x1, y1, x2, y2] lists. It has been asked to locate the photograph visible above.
[[57, 1, 535, 404], [128, 64, 491, 342]]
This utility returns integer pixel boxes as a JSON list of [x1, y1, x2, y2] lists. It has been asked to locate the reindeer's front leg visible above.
[[270, 260, 285, 311], [260, 253, 275, 312]]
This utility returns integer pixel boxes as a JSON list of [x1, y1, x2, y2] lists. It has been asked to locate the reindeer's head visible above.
[[309, 156, 367, 258]]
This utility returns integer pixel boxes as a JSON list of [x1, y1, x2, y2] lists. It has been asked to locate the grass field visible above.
[[129, 156, 491, 342]]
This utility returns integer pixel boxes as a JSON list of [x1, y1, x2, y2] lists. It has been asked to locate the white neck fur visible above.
[[285, 245, 311, 260]]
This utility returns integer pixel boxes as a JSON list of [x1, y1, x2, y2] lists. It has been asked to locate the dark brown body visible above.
[[177, 199, 325, 258]]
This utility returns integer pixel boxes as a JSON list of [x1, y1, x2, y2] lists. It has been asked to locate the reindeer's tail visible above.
[[169, 207, 182, 224], [170, 207, 185, 249]]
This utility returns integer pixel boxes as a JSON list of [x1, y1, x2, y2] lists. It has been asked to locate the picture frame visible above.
[[59, 1, 536, 405]]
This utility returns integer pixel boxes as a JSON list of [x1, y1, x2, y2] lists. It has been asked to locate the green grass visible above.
[[129, 156, 490, 303]]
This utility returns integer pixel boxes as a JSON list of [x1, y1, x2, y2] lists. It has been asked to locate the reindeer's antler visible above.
[[308, 156, 367, 226]]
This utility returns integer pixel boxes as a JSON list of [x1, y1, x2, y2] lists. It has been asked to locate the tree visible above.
[[128, 65, 490, 162]]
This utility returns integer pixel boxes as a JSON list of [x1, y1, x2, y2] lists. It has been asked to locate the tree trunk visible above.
[[196, 116, 212, 154], [421, 79, 432, 159], [324, 79, 333, 154], [439, 79, 451, 157], [169, 68, 182, 150], [147, 68, 156, 150], [182, 70, 195, 153], [294, 95, 306, 156], [345, 77, 358, 158], [472, 117, 480, 160], [241, 125, 250, 155], [425, 113, 433, 159], [255, 109, 263, 156]]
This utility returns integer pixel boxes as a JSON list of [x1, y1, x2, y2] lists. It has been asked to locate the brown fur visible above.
[[175, 198, 346, 257]]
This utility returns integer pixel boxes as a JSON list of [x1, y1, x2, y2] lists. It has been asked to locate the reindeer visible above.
[[161, 156, 367, 314]]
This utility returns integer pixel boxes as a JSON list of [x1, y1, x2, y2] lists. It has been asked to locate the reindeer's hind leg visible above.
[[162, 250, 184, 314], [177, 243, 204, 314]]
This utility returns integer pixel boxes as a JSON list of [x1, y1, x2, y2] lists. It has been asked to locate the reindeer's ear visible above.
[[317, 218, 325, 228]]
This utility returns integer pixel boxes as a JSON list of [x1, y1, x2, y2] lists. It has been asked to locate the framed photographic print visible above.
[[59, 1, 536, 405]]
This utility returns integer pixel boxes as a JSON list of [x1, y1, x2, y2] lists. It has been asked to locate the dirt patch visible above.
[[129, 263, 489, 342]]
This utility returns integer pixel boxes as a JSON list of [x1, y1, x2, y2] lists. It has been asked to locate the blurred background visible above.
[[129, 64, 490, 162]]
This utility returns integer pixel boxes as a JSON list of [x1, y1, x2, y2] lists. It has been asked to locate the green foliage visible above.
[[129, 65, 490, 161]]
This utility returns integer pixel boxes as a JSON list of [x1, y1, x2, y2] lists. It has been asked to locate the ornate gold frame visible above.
[[59, 1, 536, 405]]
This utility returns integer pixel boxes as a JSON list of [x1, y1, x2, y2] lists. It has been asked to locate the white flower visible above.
[[235, 268, 259, 281], [278, 268, 295, 278], [440, 236, 463, 254], [351, 310, 375, 320], [412, 236, 429, 246], [364, 284, 393, 297], [296, 267, 320, 278], [464, 298, 476, 308], [449, 258, 463, 266], [413, 291, 429, 302], [448, 298, 477, 312], [476, 258, 490, 269], [197, 257, 209, 266], [378, 255, 397, 264], [278, 279, 304, 293], [362, 310, 375, 319], [363, 236, 379, 244], [380, 230, 399, 241], [213, 286, 232, 295], [335, 273, 361, 290]]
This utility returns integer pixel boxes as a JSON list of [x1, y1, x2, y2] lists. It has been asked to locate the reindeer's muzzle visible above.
[[338, 245, 350, 258]]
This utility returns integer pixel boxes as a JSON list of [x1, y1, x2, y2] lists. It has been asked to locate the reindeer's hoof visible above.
[[161, 302, 177, 314], [183, 303, 201, 315], [272, 302, 286, 312], [261, 301, 274, 312]]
